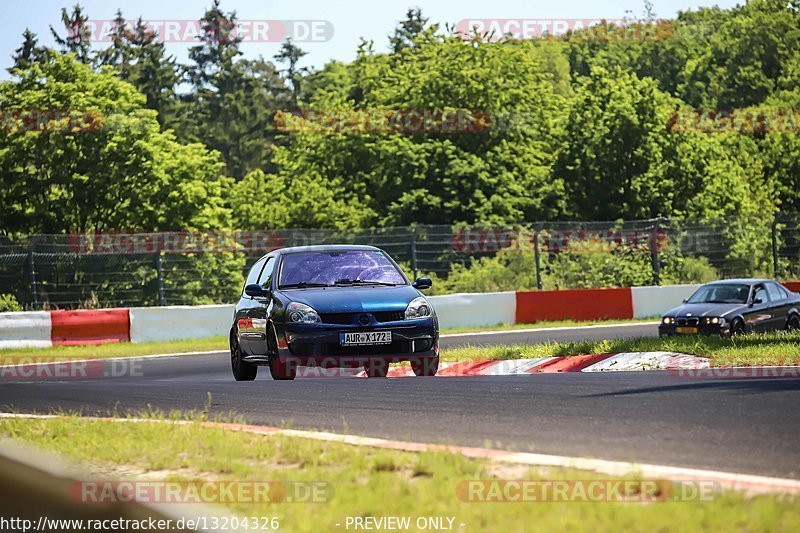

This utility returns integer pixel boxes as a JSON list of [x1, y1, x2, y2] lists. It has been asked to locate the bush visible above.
[[0, 294, 22, 312]]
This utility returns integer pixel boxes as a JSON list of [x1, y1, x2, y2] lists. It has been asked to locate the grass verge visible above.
[[441, 331, 800, 366], [0, 336, 227, 363], [0, 414, 797, 532], [440, 317, 657, 335]]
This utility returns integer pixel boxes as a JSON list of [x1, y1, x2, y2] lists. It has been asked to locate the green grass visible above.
[[441, 331, 800, 366], [0, 336, 227, 363], [440, 317, 657, 335], [0, 414, 797, 532]]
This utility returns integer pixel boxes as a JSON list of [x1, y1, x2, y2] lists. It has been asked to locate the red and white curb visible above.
[[295, 353, 712, 378], [1, 413, 796, 496]]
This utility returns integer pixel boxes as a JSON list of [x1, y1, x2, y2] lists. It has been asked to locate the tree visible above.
[[96, 12, 180, 124], [389, 8, 431, 53], [50, 4, 92, 63], [274, 38, 309, 107], [10, 29, 47, 72], [0, 54, 231, 234]]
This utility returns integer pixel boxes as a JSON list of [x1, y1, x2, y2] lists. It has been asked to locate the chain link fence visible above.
[[0, 215, 796, 310]]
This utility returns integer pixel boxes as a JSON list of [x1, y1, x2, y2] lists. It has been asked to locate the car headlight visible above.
[[405, 296, 433, 320], [703, 317, 726, 326], [662, 317, 674, 325], [287, 302, 321, 324]]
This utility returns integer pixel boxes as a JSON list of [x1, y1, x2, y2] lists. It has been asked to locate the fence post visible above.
[[155, 251, 165, 306], [533, 231, 543, 290], [651, 220, 661, 286], [410, 229, 418, 280], [772, 218, 779, 279], [27, 247, 39, 310]]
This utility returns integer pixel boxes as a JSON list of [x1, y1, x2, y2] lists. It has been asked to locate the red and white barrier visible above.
[[129, 305, 233, 343], [1, 282, 798, 347], [0, 311, 52, 349], [428, 292, 516, 329]]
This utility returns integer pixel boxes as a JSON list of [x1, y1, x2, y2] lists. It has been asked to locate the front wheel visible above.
[[231, 331, 257, 381], [411, 356, 439, 377], [730, 318, 746, 337], [267, 325, 296, 380]]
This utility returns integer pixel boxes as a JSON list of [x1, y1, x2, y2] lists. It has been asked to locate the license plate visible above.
[[676, 327, 698, 334], [340, 331, 392, 346]]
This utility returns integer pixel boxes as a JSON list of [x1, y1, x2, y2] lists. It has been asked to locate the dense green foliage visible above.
[[0, 1, 798, 300]]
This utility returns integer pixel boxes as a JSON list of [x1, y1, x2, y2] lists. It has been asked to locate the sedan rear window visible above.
[[687, 284, 750, 304], [279, 250, 406, 288]]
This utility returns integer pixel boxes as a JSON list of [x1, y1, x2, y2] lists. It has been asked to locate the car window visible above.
[[753, 285, 769, 303], [258, 257, 276, 288], [279, 250, 406, 287], [780, 285, 793, 299], [687, 284, 750, 304], [243, 257, 267, 293], [766, 282, 784, 301]]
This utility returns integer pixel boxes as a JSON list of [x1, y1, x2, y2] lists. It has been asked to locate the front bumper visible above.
[[278, 317, 438, 368], [658, 323, 728, 336]]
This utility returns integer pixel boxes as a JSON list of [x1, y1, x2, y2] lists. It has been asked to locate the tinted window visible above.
[[753, 285, 769, 303], [244, 257, 267, 291], [258, 257, 275, 287], [766, 282, 784, 301], [279, 250, 406, 287], [687, 284, 750, 304]]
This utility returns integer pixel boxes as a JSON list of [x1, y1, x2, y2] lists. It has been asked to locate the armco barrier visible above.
[[631, 284, 700, 319], [3, 282, 800, 348], [428, 292, 516, 330], [129, 304, 234, 343], [516, 287, 633, 322], [0, 311, 52, 349], [49, 309, 130, 345]]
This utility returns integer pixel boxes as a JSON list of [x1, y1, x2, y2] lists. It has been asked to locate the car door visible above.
[[746, 284, 772, 333], [237, 256, 268, 355], [765, 282, 790, 331], [247, 256, 277, 356]]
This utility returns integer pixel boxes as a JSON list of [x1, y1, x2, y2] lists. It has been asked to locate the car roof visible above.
[[269, 244, 381, 256], [705, 278, 773, 285]]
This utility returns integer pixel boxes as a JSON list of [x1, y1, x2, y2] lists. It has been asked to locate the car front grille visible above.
[[676, 317, 700, 327], [320, 310, 405, 324]]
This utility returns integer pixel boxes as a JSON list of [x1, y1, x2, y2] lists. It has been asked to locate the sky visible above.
[[3, 0, 742, 78]]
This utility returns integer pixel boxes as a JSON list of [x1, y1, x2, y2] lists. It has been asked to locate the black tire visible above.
[[787, 314, 800, 331], [267, 325, 296, 381], [364, 360, 389, 378], [411, 356, 439, 377], [230, 331, 257, 381], [730, 318, 746, 337]]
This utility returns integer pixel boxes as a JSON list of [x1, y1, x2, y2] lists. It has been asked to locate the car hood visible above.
[[282, 285, 421, 313], [664, 302, 747, 318]]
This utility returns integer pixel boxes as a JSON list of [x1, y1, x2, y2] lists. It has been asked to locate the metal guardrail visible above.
[[0, 216, 796, 309]]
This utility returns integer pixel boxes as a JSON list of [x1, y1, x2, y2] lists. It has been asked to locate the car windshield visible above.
[[279, 250, 406, 288], [686, 284, 750, 304]]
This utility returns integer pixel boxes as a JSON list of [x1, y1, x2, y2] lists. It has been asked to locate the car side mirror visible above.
[[245, 284, 270, 298], [752, 298, 762, 306], [682, 298, 688, 304], [412, 277, 432, 290]]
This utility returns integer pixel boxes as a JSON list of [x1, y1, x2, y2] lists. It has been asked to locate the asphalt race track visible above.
[[2, 322, 799, 480]]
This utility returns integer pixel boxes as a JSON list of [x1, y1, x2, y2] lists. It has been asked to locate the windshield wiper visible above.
[[279, 282, 331, 289], [334, 279, 399, 286]]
